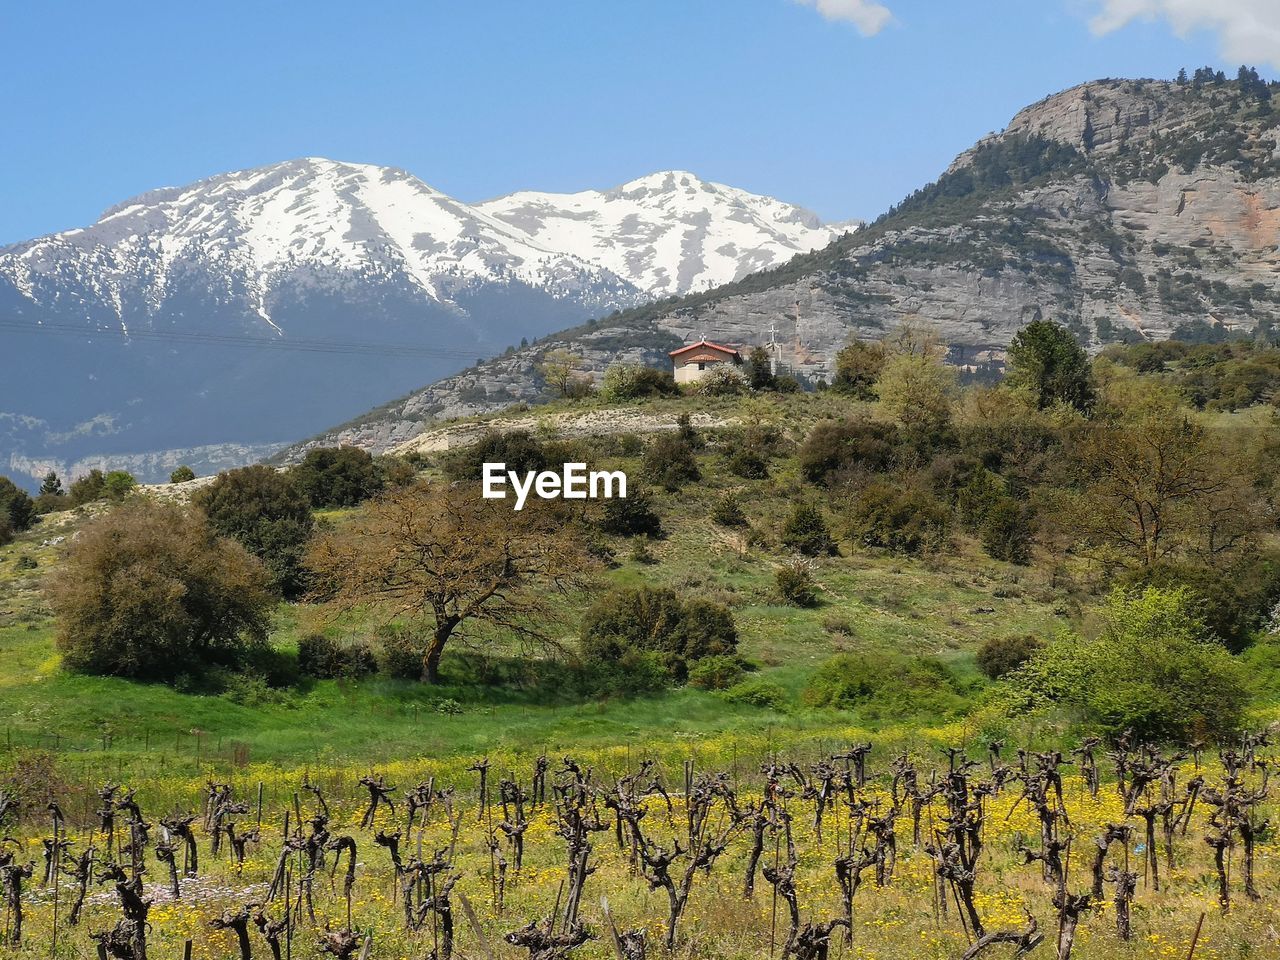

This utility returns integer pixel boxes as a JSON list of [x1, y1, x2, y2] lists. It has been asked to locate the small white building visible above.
[[669, 339, 743, 385]]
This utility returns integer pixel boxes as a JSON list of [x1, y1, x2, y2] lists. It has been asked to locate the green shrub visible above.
[[775, 558, 818, 607], [781, 502, 835, 557], [1004, 587, 1248, 742], [1117, 560, 1278, 653], [955, 469, 1006, 529], [845, 482, 950, 555], [34, 493, 68, 515], [832, 339, 885, 399], [1240, 635, 1280, 702], [803, 654, 967, 722], [694, 366, 747, 396], [600, 364, 679, 401], [194, 465, 315, 598], [747, 346, 777, 391], [15, 555, 37, 571], [722, 677, 790, 710], [711, 494, 748, 527], [726, 448, 769, 479], [581, 648, 669, 696], [687, 655, 746, 690], [39, 471, 63, 497], [976, 634, 1044, 679], [599, 487, 662, 538], [798, 418, 898, 484], [1005, 319, 1096, 413], [725, 425, 781, 480], [293, 447, 383, 507], [0, 517, 11, 548], [821, 613, 856, 637], [224, 672, 287, 706], [297, 633, 377, 680], [376, 455, 421, 490], [580, 586, 737, 680], [170, 466, 196, 484], [643, 432, 700, 491]]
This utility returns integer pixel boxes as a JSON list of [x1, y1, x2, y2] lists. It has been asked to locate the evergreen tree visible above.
[[1176, 67, 1188, 85], [39, 472, 62, 497], [746, 346, 777, 391], [194, 465, 315, 598], [0, 477, 37, 534], [832, 338, 885, 399], [1005, 319, 1096, 414]]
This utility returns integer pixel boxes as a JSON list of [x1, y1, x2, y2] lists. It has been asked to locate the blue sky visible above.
[[1, 0, 1275, 244]]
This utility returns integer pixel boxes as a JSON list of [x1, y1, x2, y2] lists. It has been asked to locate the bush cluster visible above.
[[845, 482, 950, 555], [803, 653, 968, 722], [976, 634, 1044, 679], [580, 586, 737, 680], [598, 487, 662, 538], [297, 633, 378, 680], [775, 557, 818, 607], [0, 478, 36, 543], [798, 418, 899, 484], [600, 364, 679, 401]]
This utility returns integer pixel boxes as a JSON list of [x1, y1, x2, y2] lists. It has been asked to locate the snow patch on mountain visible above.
[[477, 170, 856, 297]]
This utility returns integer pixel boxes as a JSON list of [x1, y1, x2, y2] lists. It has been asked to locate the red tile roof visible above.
[[669, 339, 740, 359]]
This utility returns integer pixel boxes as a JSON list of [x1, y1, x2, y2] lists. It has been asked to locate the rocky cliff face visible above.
[[286, 76, 1280, 456]]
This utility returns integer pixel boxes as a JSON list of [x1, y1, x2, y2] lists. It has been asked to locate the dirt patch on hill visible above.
[[391, 408, 738, 455]]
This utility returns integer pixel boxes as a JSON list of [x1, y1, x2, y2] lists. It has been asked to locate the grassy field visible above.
[[0, 393, 1069, 779]]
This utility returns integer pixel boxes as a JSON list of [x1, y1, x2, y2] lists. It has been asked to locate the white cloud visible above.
[[793, 0, 894, 37], [1088, 0, 1280, 69]]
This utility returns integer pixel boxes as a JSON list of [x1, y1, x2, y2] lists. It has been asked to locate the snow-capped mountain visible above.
[[1, 158, 845, 485], [2, 157, 643, 329], [478, 170, 853, 297]]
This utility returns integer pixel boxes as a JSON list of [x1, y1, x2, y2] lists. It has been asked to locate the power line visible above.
[[0, 316, 508, 362]]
